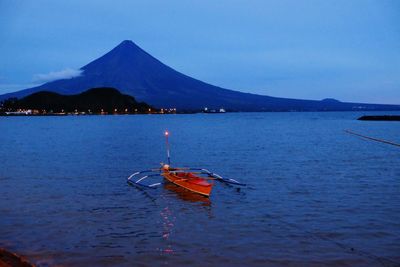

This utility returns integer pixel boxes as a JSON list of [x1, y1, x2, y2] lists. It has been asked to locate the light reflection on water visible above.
[[0, 111, 399, 267]]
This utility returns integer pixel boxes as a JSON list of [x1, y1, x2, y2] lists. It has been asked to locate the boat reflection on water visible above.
[[163, 183, 211, 206], [159, 205, 175, 255], [158, 183, 211, 256]]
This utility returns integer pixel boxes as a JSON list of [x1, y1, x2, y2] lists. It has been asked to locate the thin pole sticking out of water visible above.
[[344, 129, 400, 147], [165, 130, 171, 165]]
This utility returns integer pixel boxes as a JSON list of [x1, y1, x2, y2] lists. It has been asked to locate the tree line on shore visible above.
[[0, 87, 172, 115]]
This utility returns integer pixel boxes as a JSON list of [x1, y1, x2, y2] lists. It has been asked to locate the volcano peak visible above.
[[1, 41, 399, 111]]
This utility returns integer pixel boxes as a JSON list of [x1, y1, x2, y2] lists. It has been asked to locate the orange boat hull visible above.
[[162, 171, 213, 197]]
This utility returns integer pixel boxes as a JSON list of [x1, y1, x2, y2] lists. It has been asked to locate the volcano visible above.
[[1, 40, 399, 111]]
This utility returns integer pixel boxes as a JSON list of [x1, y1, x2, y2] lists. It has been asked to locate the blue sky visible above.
[[1, 0, 399, 104]]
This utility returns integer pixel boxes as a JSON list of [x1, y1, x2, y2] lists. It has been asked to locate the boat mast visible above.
[[165, 130, 171, 165]]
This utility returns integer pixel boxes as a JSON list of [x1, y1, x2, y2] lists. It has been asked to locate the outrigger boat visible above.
[[127, 131, 245, 197]]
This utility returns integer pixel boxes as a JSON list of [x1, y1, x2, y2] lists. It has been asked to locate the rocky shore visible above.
[[0, 248, 34, 267]]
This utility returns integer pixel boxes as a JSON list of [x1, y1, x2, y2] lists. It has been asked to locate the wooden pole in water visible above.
[[165, 130, 171, 165], [344, 129, 400, 147]]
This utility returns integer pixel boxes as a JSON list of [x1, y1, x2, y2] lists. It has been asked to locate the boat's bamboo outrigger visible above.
[[127, 130, 245, 197]]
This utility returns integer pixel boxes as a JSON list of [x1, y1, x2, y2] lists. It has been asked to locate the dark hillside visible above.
[[2, 87, 152, 113]]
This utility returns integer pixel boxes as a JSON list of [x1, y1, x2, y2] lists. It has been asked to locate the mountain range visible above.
[[1, 40, 399, 111]]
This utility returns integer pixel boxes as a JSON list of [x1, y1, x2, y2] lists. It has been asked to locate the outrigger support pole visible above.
[[127, 172, 162, 189]]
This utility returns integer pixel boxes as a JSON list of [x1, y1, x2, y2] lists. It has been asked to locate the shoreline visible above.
[[0, 248, 34, 267], [2, 110, 400, 117]]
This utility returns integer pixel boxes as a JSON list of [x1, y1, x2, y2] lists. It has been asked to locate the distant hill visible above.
[[1, 40, 399, 111], [2, 87, 152, 113]]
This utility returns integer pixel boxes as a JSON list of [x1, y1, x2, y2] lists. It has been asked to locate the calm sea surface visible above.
[[0, 112, 399, 267]]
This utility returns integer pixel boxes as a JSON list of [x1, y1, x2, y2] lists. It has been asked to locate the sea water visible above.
[[0, 112, 399, 266]]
